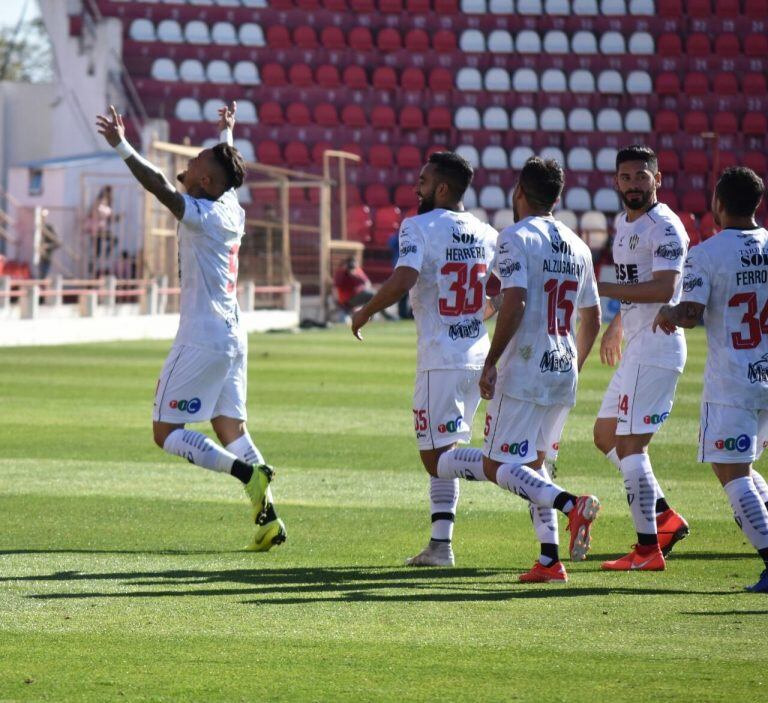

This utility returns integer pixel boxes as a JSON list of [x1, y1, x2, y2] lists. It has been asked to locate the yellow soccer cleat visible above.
[[243, 464, 274, 522], [245, 500, 287, 552]]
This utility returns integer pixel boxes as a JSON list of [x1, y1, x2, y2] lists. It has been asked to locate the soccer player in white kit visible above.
[[351, 152, 498, 567], [594, 145, 689, 571], [96, 103, 285, 551], [654, 167, 768, 593]]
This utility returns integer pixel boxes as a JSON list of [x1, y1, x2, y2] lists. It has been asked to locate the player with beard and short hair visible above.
[[594, 144, 689, 571], [654, 167, 768, 592], [351, 151, 498, 567], [96, 102, 285, 551]]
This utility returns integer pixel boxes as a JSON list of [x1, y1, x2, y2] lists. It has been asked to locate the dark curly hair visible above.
[[212, 143, 246, 191]]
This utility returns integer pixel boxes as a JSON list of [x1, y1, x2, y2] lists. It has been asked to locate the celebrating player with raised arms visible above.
[[352, 151, 497, 567], [96, 102, 285, 551], [654, 167, 768, 593], [594, 145, 689, 571]]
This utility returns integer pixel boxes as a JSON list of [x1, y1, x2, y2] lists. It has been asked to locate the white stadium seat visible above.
[[574, 0, 599, 13], [596, 147, 618, 172], [203, 99, 223, 122], [489, 0, 515, 11], [461, 0, 487, 11], [543, 30, 569, 54], [541, 68, 567, 92], [485, 68, 511, 91], [463, 186, 479, 209], [233, 61, 260, 85], [202, 139, 219, 150], [468, 208, 490, 223], [598, 69, 624, 94], [540, 146, 565, 164], [581, 210, 608, 231], [481, 146, 509, 169], [594, 188, 621, 212], [554, 209, 579, 230], [235, 100, 258, 124], [625, 108, 652, 132], [510, 146, 535, 168], [179, 59, 206, 82], [234, 139, 255, 162], [516, 30, 542, 53], [513, 68, 539, 91], [212, 22, 238, 45], [572, 31, 598, 54], [216, 0, 242, 6], [487, 30, 514, 53], [479, 186, 506, 210], [456, 145, 481, 168], [569, 69, 596, 93], [456, 67, 483, 91], [565, 188, 592, 211], [626, 70, 652, 94], [454, 106, 481, 129], [129, 19, 155, 41], [190, 0, 214, 5], [185, 21, 210, 44], [629, 32, 654, 54], [493, 209, 517, 229], [596, 108, 623, 132], [206, 59, 232, 83], [567, 147, 594, 171], [175, 98, 202, 121], [545, 0, 571, 14], [483, 106, 510, 129], [601, 0, 627, 13], [459, 29, 486, 52], [156, 19, 182, 43], [243, 0, 268, 5], [511, 106, 538, 130], [517, 0, 542, 11], [237, 186, 252, 205], [150, 58, 177, 81], [239, 23, 265, 47], [568, 108, 595, 132], [629, 0, 654, 13], [540, 107, 566, 131], [600, 31, 626, 54]]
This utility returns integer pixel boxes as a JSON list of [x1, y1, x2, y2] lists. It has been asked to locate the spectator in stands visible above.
[[38, 212, 60, 279], [334, 255, 394, 319], [85, 185, 119, 274], [114, 249, 136, 279]]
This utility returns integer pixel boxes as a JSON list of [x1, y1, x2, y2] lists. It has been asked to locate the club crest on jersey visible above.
[[654, 243, 684, 260], [748, 354, 768, 384], [714, 434, 751, 452], [540, 345, 574, 373], [169, 397, 201, 413], [664, 225, 677, 237], [498, 258, 521, 278], [683, 273, 703, 292], [449, 318, 481, 341], [629, 234, 640, 250]]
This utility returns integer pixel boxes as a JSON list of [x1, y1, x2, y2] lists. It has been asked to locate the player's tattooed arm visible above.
[[598, 270, 679, 304], [652, 301, 705, 334], [483, 293, 504, 321]]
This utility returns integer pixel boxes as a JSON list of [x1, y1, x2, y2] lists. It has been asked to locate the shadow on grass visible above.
[[680, 610, 768, 616]]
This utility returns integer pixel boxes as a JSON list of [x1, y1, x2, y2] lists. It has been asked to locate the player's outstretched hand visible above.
[[351, 309, 369, 341], [479, 364, 497, 400], [652, 305, 677, 336], [599, 321, 622, 366], [217, 101, 237, 132], [96, 105, 125, 148]]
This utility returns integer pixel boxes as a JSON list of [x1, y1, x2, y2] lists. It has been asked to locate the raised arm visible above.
[[96, 106, 185, 220], [217, 101, 236, 146]]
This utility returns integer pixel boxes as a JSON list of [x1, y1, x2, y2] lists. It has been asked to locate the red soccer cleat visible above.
[[519, 561, 568, 583], [656, 509, 690, 557], [567, 495, 601, 561], [601, 544, 666, 571]]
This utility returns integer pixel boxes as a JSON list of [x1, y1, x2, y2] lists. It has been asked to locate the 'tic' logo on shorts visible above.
[[501, 440, 529, 456], [714, 434, 751, 452], [438, 416, 463, 434], [643, 412, 670, 425], [169, 397, 201, 414]]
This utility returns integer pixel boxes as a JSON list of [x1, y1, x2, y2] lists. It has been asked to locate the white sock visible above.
[[496, 463, 567, 510], [619, 453, 658, 536], [724, 476, 768, 551], [436, 447, 486, 481], [751, 469, 768, 506], [610, 448, 667, 512], [225, 431, 265, 466], [430, 476, 459, 542], [531, 466, 559, 564], [163, 428, 236, 474]]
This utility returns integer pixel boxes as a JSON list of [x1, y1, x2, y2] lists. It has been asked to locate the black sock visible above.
[[759, 547, 768, 569], [553, 492, 576, 513], [655, 497, 671, 514], [430, 538, 451, 544], [231, 459, 254, 484], [540, 543, 559, 566], [637, 532, 659, 546]]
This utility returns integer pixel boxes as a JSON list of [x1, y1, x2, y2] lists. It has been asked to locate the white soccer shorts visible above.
[[153, 343, 247, 424], [698, 402, 768, 464], [412, 369, 482, 450], [483, 394, 571, 465], [597, 361, 680, 436]]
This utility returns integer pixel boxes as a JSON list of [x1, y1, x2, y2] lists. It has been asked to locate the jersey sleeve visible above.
[[680, 244, 711, 305], [650, 220, 687, 273], [180, 194, 213, 232], [578, 256, 601, 309], [495, 229, 528, 290], [395, 218, 426, 271]]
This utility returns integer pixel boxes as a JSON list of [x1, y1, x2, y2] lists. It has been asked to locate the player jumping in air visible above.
[[351, 151, 498, 567], [96, 102, 285, 551], [654, 167, 768, 593], [594, 145, 689, 571]]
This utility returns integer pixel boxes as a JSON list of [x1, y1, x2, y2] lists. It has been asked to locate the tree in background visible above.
[[0, 17, 53, 83]]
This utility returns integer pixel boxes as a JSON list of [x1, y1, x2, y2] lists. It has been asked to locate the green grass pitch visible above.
[[0, 323, 766, 702]]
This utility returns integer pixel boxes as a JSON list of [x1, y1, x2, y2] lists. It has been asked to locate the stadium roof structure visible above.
[[16, 151, 120, 170]]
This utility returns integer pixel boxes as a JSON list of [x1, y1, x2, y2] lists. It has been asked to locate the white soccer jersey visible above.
[[682, 226, 768, 410], [396, 208, 498, 371], [613, 202, 688, 372], [495, 215, 600, 407], [174, 189, 247, 356]]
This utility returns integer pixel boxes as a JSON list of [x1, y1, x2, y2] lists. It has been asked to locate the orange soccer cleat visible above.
[[601, 544, 666, 571], [519, 561, 568, 583], [567, 495, 601, 561], [656, 509, 690, 557]]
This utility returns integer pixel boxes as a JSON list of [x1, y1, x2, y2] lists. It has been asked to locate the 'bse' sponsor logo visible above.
[[438, 416, 463, 434], [169, 397, 202, 413], [500, 440, 529, 456], [714, 434, 751, 452], [643, 412, 669, 425], [614, 263, 639, 283]]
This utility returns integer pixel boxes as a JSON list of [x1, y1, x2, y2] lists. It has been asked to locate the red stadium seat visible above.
[[682, 190, 708, 215], [713, 73, 738, 95], [433, 30, 457, 52], [372, 66, 398, 89], [285, 142, 311, 167], [396, 145, 422, 169], [401, 67, 426, 90], [341, 104, 368, 127], [377, 28, 402, 52], [364, 184, 392, 207], [686, 34, 711, 57], [261, 63, 287, 87], [427, 107, 452, 130], [312, 142, 332, 163], [743, 112, 768, 135], [743, 73, 767, 95], [394, 185, 418, 209], [316, 64, 341, 88], [659, 191, 679, 211], [266, 26, 291, 48], [323, 0, 348, 8], [745, 0, 768, 17], [379, 0, 404, 10], [405, 29, 430, 51], [369, 144, 394, 168], [680, 213, 701, 247], [259, 102, 284, 125], [654, 111, 681, 133], [348, 27, 374, 51], [321, 26, 346, 50], [294, 26, 318, 49], [297, 0, 322, 8], [429, 67, 453, 91], [407, 0, 432, 9], [350, 0, 376, 9], [289, 64, 314, 87], [344, 185, 362, 205], [342, 143, 364, 159], [715, 0, 739, 13], [371, 105, 396, 128], [270, 0, 294, 7], [400, 106, 424, 129], [657, 34, 682, 56], [744, 151, 768, 176], [314, 103, 339, 126], [658, 0, 683, 15], [346, 205, 373, 243], [257, 141, 282, 165], [699, 211, 717, 240], [683, 150, 709, 175], [716, 151, 738, 172], [715, 34, 740, 57], [373, 206, 403, 244], [343, 65, 368, 89], [658, 150, 681, 173], [713, 111, 738, 134], [745, 34, 768, 57], [683, 72, 708, 95], [686, 0, 711, 17], [683, 111, 709, 135], [425, 145, 444, 158], [655, 72, 680, 95], [286, 102, 311, 126], [434, 0, 460, 10]]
